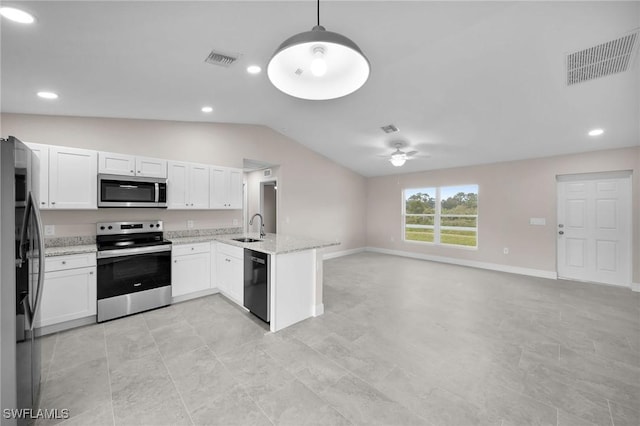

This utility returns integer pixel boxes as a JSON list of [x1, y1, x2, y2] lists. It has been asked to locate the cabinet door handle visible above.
[[41, 202, 45, 205], [61, 261, 66, 265], [51, 201, 56, 205], [130, 170, 134, 173], [89, 271, 94, 275], [174, 260, 178, 263], [137, 171, 141, 174], [191, 247, 194, 251]]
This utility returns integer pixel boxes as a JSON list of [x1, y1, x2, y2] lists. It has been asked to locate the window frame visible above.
[[402, 185, 479, 249]]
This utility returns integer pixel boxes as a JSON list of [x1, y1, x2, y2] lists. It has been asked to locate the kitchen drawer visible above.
[[217, 242, 243, 259], [45, 253, 97, 272], [172, 242, 211, 257]]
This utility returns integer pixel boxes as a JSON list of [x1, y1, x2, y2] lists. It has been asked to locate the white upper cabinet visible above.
[[26, 142, 50, 209], [48, 146, 98, 210], [167, 161, 210, 209], [210, 166, 243, 209], [99, 152, 167, 178], [136, 156, 167, 178], [98, 152, 135, 176], [190, 164, 210, 209]]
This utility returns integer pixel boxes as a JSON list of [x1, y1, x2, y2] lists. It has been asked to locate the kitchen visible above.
[[1, 1, 639, 426]]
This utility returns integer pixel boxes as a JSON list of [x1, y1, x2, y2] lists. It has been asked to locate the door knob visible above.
[[559, 231, 564, 235], [558, 224, 564, 228]]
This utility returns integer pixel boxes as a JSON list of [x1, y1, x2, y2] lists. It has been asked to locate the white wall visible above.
[[1, 113, 368, 253], [366, 146, 640, 283]]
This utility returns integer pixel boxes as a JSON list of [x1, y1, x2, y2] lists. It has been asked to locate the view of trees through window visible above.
[[404, 185, 478, 247]]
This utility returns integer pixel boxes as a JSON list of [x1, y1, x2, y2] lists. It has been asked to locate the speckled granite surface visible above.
[[45, 235, 96, 248], [170, 232, 340, 255], [45, 245, 97, 257], [44, 236, 97, 257]]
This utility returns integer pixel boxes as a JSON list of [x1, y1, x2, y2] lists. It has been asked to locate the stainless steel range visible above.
[[96, 220, 172, 322]]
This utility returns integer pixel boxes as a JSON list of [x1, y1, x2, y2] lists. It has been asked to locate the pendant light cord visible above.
[[317, 0, 320, 26]]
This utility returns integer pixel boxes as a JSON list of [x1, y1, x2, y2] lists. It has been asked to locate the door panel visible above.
[[557, 174, 631, 287]]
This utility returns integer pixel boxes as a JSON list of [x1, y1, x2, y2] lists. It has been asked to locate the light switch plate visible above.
[[232, 219, 238, 225], [187, 220, 194, 229], [44, 225, 55, 236], [529, 217, 546, 226]]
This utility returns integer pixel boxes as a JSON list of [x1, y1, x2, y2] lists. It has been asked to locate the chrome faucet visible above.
[[249, 213, 266, 238]]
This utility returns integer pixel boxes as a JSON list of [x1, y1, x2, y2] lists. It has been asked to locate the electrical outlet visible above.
[[187, 220, 194, 229], [232, 219, 238, 226], [503, 247, 509, 255], [44, 225, 55, 236]]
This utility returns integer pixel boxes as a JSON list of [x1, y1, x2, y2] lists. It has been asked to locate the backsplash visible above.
[[44, 227, 243, 248], [165, 227, 243, 238]]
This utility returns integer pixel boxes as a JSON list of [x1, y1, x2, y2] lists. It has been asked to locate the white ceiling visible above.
[[2, 1, 639, 177]]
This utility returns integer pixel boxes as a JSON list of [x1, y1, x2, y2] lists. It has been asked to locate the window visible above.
[[403, 185, 478, 248]]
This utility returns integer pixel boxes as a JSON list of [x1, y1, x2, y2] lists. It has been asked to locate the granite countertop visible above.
[[170, 233, 340, 255], [44, 244, 97, 257]]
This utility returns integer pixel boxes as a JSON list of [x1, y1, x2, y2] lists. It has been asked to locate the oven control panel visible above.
[[97, 220, 163, 235]]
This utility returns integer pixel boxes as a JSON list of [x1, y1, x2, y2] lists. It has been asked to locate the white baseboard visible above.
[[632, 282, 640, 292], [323, 247, 366, 260], [365, 246, 558, 280], [313, 303, 324, 316]]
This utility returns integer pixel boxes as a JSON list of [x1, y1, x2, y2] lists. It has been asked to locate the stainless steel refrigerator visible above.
[[1, 136, 45, 426]]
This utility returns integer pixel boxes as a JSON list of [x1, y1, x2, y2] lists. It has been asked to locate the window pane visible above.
[[406, 215, 434, 226], [405, 227, 434, 242], [440, 185, 478, 215], [441, 229, 477, 247], [440, 216, 477, 227], [405, 188, 436, 214]]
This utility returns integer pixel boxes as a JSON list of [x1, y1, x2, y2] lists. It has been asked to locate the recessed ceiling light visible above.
[[247, 65, 262, 74], [37, 91, 58, 100], [0, 7, 35, 24], [588, 128, 604, 136], [201, 106, 213, 113]]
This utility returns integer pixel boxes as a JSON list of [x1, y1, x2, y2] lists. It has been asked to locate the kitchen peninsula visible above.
[[43, 230, 339, 334]]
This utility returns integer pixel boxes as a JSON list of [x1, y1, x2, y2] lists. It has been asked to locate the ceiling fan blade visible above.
[[406, 151, 418, 157]]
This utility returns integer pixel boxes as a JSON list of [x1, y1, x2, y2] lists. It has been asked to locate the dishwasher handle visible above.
[[250, 256, 265, 265]]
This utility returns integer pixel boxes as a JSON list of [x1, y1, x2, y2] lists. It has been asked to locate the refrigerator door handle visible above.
[[28, 191, 45, 330], [17, 193, 32, 268], [20, 293, 33, 330]]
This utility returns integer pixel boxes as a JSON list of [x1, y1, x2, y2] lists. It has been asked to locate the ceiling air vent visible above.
[[381, 124, 399, 134], [566, 31, 639, 86], [205, 49, 241, 67]]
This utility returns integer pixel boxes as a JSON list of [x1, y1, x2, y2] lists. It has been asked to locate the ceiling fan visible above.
[[386, 142, 420, 167]]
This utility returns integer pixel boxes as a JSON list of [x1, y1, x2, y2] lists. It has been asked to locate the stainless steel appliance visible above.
[[243, 249, 270, 323], [1, 136, 45, 425], [98, 174, 167, 208], [96, 220, 171, 322]]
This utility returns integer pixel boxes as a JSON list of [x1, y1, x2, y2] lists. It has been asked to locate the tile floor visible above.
[[37, 252, 640, 426]]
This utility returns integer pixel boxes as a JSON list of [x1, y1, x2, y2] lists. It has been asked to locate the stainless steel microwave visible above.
[[98, 174, 167, 208]]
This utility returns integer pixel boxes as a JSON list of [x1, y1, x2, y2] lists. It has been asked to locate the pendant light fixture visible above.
[[267, 0, 370, 100]]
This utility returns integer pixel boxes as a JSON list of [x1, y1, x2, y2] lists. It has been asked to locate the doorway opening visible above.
[[261, 180, 277, 234], [556, 170, 632, 287]]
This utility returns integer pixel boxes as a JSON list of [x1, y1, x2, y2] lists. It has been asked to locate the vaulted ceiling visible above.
[[2, 1, 638, 176]]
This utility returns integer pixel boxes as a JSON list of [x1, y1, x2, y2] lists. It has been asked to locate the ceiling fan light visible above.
[[390, 156, 406, 167], [267, 25, 370, 100]]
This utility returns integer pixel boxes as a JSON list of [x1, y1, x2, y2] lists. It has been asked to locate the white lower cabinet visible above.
[[215, 243, 244, 305], [172, 243, 211, 297], [37, 253, 97, 328]]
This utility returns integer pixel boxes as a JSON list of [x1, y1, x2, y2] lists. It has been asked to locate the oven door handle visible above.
[[97, 245, 172, 259]]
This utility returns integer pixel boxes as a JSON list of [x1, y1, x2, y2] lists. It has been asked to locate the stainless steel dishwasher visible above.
[[244, 249, 270, 323]]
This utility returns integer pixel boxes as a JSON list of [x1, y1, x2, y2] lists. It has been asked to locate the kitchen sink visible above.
[[232, 237, 262, 243]]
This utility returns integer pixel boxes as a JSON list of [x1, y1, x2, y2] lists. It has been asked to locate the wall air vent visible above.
[[566, 31, 639, 86], [205, 49, 241, 67], [381, 124, 399, 134]]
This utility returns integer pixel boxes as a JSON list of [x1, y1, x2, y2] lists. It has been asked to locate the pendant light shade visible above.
[[267, 8, 370, 100]]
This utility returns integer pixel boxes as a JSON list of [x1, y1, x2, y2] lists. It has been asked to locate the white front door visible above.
[[557, 172, 632, 287]]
